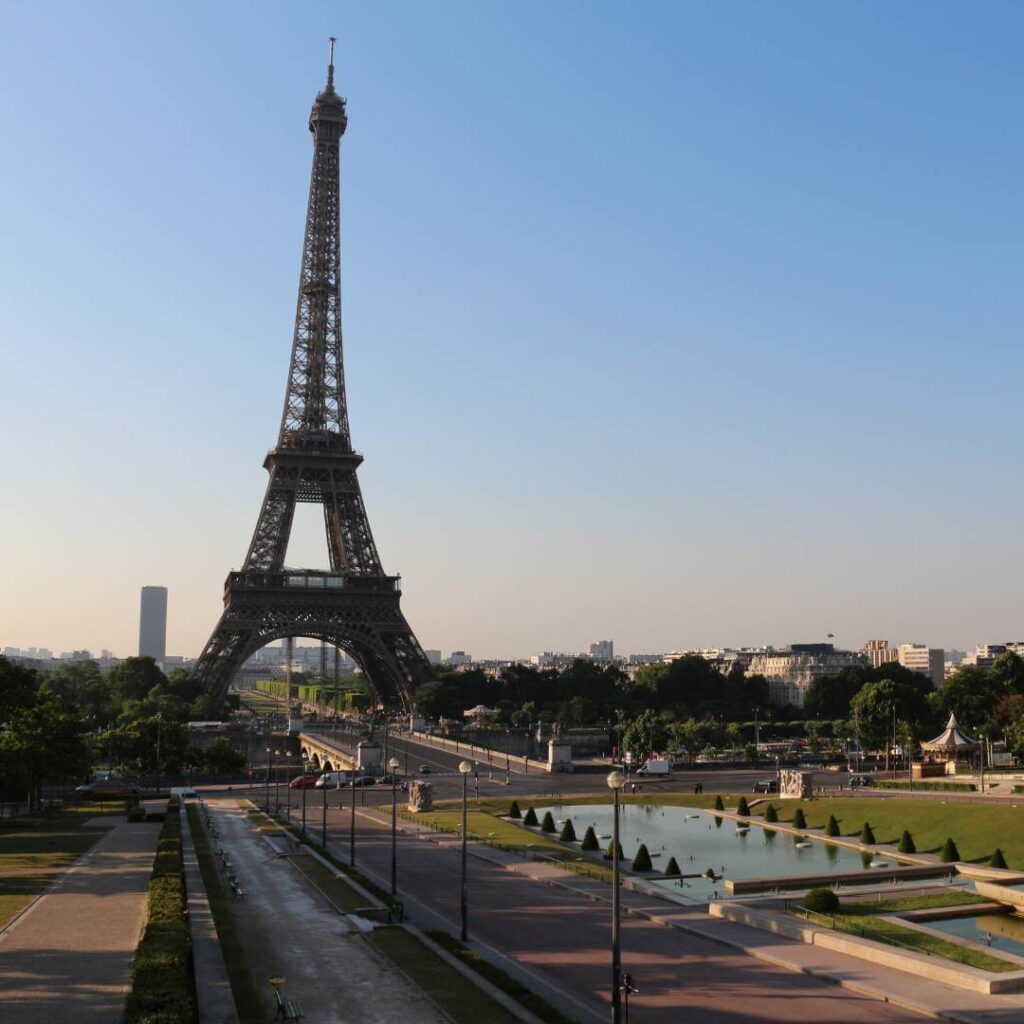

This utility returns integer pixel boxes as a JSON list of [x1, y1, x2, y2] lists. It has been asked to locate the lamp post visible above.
[[274, 749, 282, 813], [265, 747, 272, 811], [284, 751, 293, 812], [388, 756, 401, 896], [458, 759, 473, 940], [607, 769, 626, 1024], [321, 766, 329, 848], [301, 758, 309, 835], [350, 761, 357, 866]]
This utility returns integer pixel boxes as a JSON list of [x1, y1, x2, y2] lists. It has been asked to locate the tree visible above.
[[803, 667, 869, 720], [201, 737, 246, 775], [581, 826, 599, 851], [508, 800, 521, 819], [861, 822, 876, 844], [940, 837, 961, 862], [107, 657, 168, 703], [736, 796, 750, 817], [523, 807, 538, 827], [412, 681, 461, 721], [0, 657, 38, 724], [825, 815, 840, 837], [898, 830, 916, 854], [555, 696, 597, 729], [632, 844, 653, 871], [991, 848, 1008, 869], [665, 856, 681, 875], [541, 811, 556, 833], [792, 808, 807, 829], [850, 679, 930, 751], [559, 819, 577, 842], [764, 804, 778, 823]]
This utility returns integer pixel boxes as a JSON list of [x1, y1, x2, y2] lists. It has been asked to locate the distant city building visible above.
[[424, 649, 442, 665], [138, 586, 168, 662], [589, 639, 614, 661], [747, 643, 865, 708], [897, 643, 944, 688], [626, 653, 662, 665], [446, 650, 472, 667], [862, 639, 899, 670]]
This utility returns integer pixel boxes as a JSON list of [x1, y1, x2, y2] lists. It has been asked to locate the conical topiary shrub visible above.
[[860, 822, 876, 844], [940, 837, 961, 862], [792, 808, 807, 830], [898, 830, 916, 854], [764, 804, 778, 823], [632, 844, 653, 872], [825, 815, 840, 837], [991, 848, 1008, 869], [581, 825, 599, 851], [523, 807, 538, 827], [714, 794, 725, 811], [508, 800, 521, 819], [559, 819, 577, 843], [665, 856, 681, 875], [541, 811, 556, 833], [603, 839, 625, 861], [736, 796, 750, 817]]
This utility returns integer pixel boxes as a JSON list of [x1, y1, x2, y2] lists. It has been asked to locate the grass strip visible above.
[[290, 851, 367, 912], [798, 909, 1018, 972], [428, 930, 577, 1024], [367, 926, 521, 1024], [187, 804, 265, 1024], [841, 892, 986, 914], [124, 800, 197, 1023]]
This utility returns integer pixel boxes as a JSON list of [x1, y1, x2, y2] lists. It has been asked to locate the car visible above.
[[351, 776, 377, 787], [376, 774, 402, 785], [75, 781, 142, 799], [288, 774, 319, 789], [751, 779, 779, 794], [170, 787, 198, 800], [418, 765, 431, 775], [314, 771, 348, 789]]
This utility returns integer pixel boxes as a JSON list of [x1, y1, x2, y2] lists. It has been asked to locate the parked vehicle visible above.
[[288, 774, 319, 789], [636, 759, 670, 776], [75, 781, 142, 799], [170, 787, 198, 800], [751, 779, 779, 794], [418, 765, 432, 775], [351, 776, 377, 787], [314, 771, 348, 789]]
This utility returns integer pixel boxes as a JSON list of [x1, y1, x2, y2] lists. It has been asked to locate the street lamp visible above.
[[321, 764, 329, 848], [388, 756, 401, 896], [301, 758, 309, 835], [265, 747, 272, 811], [349, 760, 357, 866], [274, 750, 282, 813], [458, 759, 473, 940], [607, 769, 626, 1024]]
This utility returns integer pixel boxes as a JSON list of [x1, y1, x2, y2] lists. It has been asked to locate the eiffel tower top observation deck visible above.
[[193, 41, 432, 711]]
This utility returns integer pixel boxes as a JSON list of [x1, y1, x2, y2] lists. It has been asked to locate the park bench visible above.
[[272, 987, 304, 1021]]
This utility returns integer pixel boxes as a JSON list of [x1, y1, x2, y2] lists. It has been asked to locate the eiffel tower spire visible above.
[[193, 42, 432, 711]]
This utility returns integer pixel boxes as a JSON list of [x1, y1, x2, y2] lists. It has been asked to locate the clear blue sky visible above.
[[1, 1, 1021, 659]]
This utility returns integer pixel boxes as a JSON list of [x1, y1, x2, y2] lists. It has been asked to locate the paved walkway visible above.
[[308, 803, 928, 1024], [0, 820, 161, 1024], [203, 798, 446, 1023]]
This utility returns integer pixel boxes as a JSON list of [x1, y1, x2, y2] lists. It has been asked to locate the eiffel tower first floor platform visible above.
[[193, 569, 432, 712]]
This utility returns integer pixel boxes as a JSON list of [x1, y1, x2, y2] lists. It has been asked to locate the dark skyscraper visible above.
[[139, 586, 167, 661]]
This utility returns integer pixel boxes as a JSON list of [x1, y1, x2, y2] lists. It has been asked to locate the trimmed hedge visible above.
[[559, 819, 577, 843], [860, 822, 876, 844], [824, 815, 840, 837], [540, 811, 556, 833], [603, 840, 625, 861], [632, 844, 653, 872], [991, 848, 1008, 869], [940, 837, 961, 862], [764, 804, 778, 823], [123, 799, 196, 1024], [736, 796, 750, 817], [665, 856, 680, 875], [508, 800, 521, 819], [898, 830, 916, 854], [580, 825, 599, 851], [714, 795, 725, 811], [792, 808, 807, 830], [803, 888, 839, 914], [523, 807, 538, 827], [877, 780, 976, 792]]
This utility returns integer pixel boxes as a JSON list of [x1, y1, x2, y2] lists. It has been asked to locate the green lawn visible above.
[[0, 803, 125, 927], [404, 809, 615, 881], [841, 892, 986, 914], [366, 927, 522, 1024]]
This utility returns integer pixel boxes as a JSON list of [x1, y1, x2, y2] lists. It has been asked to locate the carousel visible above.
[[917, 712, 978, 778]]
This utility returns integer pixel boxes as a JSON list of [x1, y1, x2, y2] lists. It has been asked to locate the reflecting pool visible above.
[[534, 804, 907, 902], [924, 913, 1024, 960]]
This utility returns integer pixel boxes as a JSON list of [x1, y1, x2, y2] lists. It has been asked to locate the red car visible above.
[[288, 774, 319, 789]]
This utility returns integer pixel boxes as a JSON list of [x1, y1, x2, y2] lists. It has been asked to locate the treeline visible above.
[[0, 656, 246, 799]]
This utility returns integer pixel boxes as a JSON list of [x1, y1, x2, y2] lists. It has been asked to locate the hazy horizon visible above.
[[2, 2, 1022, 662]]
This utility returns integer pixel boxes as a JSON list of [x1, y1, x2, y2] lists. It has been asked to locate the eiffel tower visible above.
[[194, 41, 432, 712]]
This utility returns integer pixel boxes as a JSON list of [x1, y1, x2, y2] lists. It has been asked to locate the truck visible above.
[[635, 758, 670, 776]]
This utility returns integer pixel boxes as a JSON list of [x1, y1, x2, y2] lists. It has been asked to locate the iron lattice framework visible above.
[[193, 47, 432, 711]]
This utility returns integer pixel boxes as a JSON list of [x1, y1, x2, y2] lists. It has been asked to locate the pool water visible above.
[[925, 913, 1024, 960], [535, 804, 904, 903]]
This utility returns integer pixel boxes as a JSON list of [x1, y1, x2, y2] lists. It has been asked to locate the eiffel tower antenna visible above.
[[193, 46, 432, 713]]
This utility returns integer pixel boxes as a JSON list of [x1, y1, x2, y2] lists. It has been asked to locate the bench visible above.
[[272, 988, 303, 1021]]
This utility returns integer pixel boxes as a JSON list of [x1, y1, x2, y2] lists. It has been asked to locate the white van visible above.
[[314, 771, 348, 789], [170, 786, 198, 800]]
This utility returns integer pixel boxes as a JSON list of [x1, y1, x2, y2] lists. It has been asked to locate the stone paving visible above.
[[0, 820, 160, 1024]]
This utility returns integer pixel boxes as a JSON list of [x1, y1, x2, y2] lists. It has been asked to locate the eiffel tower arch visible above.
[[193, 42, 432, 712]]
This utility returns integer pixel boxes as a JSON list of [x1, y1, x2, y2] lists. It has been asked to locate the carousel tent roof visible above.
[[920, 712, 978, 752]]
